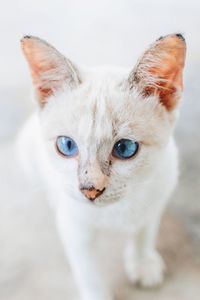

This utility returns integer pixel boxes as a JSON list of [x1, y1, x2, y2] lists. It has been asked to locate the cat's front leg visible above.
[[56, 213, 113, 300], [124, 214, 165, 288]]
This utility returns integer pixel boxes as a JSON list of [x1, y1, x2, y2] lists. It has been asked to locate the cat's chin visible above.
[[68, 191, 119, 207], [94, 196, 123, 207], [75, 194, 122, 207]]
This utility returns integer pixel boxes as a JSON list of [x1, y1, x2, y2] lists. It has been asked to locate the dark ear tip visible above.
[[157, 36, 164, 41], [20, 35, 32, 44], [157, 33, 185, 43], [175, 33, 185, 42], [21, 35, 33, 41], [21, 35, 40, 43], [23, 35, 32, 39]]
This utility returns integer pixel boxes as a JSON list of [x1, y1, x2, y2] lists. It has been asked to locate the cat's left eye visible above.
[[112, 139, 139, 159], [56, 136, 78, 157]]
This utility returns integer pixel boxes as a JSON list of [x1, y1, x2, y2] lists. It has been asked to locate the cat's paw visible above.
[[137, 252, 166, 287], [124, 250, 166, 288]]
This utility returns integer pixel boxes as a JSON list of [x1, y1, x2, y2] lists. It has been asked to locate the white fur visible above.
[[17, 63, 179, 300]]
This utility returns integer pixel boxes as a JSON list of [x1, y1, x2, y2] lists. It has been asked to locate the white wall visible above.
[[0, 0, 199, 89]]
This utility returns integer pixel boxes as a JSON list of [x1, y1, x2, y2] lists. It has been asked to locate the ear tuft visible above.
[[21, 36, 81, 107], [128, 34, 186, 111]]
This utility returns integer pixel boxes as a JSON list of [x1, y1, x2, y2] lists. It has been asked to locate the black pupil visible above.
[[67, 140, 72, 149], [118, 142, 126, 153]]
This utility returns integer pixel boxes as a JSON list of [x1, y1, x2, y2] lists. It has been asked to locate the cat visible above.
[[17, 33, 186, 300]]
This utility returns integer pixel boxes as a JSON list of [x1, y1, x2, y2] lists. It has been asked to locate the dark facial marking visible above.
[[99, 160, 111, 176]]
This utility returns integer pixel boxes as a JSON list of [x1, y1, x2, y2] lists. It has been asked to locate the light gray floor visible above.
[[0, 64, 200, 300]]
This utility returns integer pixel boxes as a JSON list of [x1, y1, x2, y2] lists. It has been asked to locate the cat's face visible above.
[[21, 34, 186, 206]]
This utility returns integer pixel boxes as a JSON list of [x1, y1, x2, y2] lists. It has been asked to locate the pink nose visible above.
[[80, 186, 105, 201]]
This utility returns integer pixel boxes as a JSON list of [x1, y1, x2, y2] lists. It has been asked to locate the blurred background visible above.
[[0, 0, 200, 299]]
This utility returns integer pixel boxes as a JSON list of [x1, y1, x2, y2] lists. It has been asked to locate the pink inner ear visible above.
[[37, 87, 52, 105], [31, 61, 59, 105], [144, 66, 184, 111], [21, 36, 81, 107], [136, 34, 186, 111], [32, 64, 58, 106], [21, 36, 63, 106]]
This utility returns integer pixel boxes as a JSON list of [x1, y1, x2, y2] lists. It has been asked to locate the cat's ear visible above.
[[21, 36, 81, 107], [127, 34, 186, 111]]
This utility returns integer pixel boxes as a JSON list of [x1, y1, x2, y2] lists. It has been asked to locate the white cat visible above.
[[18, 34, 186, 300]]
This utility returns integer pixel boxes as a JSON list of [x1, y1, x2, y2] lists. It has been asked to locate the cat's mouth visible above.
[[68, 183, 127, 206], [81, 189, 125, 207]]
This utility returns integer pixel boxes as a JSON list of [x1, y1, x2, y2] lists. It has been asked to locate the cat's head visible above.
[[21, 34, 186, 206]]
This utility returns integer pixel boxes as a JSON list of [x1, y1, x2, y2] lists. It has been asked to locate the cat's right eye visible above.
[[112, 139, 139, 159], [56, 136, 78, 157]]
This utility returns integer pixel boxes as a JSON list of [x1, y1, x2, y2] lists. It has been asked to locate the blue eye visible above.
[[56, 136, 78, 157], [112, 139, 139, 159]]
